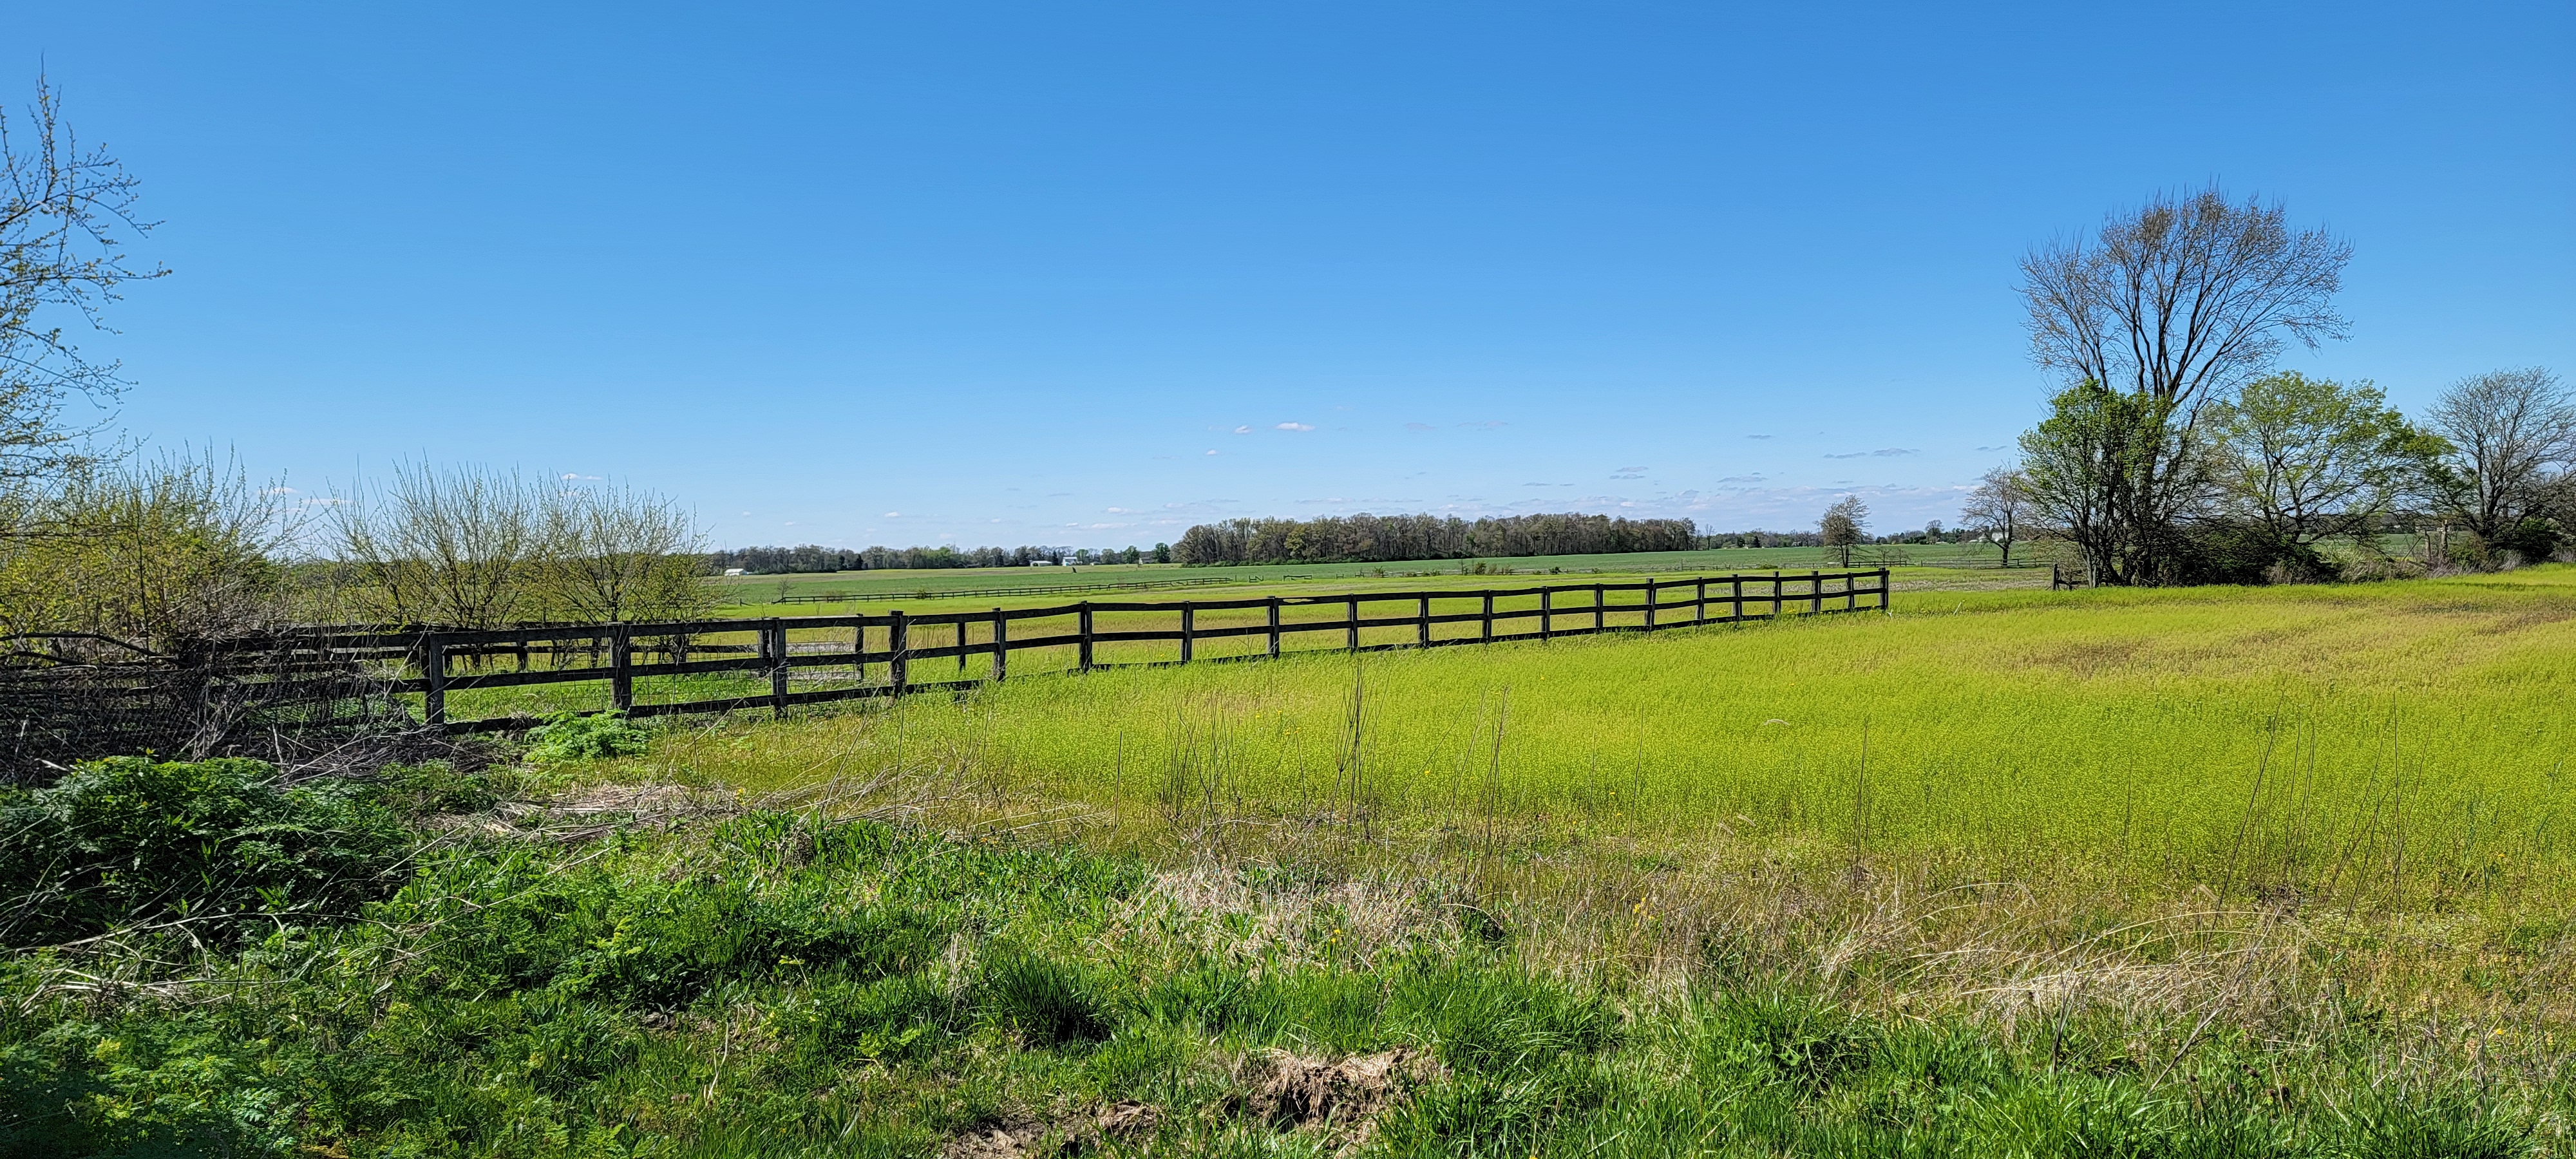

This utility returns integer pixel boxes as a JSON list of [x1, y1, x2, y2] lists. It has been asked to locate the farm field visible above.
[[641, 567, 2576, 912], [701, 542, 2034, 614], [15, 573, 2571, 1156]]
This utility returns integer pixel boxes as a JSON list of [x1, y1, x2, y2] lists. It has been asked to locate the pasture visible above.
[[639, 568, 2576, 913], [701, 542, 2031, 613]]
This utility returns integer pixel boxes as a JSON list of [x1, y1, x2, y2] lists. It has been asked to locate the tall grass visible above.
[[637, 570, 2576, 913]]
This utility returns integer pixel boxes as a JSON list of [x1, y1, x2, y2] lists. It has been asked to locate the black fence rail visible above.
[[264, 569, 1889, 733]]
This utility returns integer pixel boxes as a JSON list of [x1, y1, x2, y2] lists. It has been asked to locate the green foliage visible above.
[[2496, 517, 2562, 564], [0, 757, 410, 948], [0, 813, 2557, 1157], [523, 710, 652, 764]]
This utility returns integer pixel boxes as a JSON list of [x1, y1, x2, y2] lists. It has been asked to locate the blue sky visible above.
[[9, 2, 2571, 549]]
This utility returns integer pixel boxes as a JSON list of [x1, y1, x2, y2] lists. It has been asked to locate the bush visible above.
[[522, 710, 650, 764], [2495, 518, 2563, 566], [0, 757, 410, 947]]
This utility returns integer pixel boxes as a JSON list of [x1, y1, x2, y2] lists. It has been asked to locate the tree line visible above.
[[1937, 188, 2569, 584], [1171, 512, 1698, 566], [707, 543, 1083, 574]]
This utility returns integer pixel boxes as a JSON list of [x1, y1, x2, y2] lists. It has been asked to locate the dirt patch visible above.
[[1238, 1046, 1446, 1131], [941, 1103, 1161, 1158]]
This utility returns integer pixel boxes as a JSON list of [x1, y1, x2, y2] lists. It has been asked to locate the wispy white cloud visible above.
[[1233, 425, 1253, 434], [882, 511, 900, 517], [1404, 422, 1436, 431], [560, 472, 603, 482], [1276, 422, 1316, 432], [1745, 434, 1774, 440], [1824, 448, 1918, 459]]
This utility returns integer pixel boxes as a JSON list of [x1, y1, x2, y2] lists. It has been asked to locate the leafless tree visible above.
[[1958, 467, 2029, 566], [330, 464, 547, 628], [1819, 495, 1867, 565], [2424, 367, 2575, 547], [540, 481, 712, 623], [1, 78, 166, 489], [2016, 189, 2349, 582]]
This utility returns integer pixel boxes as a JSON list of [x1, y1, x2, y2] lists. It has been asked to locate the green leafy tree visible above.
[[2205, 372, 2444, 554], [2017, 381, 2219, 585]]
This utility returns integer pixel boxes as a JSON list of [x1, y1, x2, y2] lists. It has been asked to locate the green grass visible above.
[[702, 543, 2032, 616], [644, 568, 2576, 912], [8, 809, 2559, 1157], [13, 567, 2568, 1156]]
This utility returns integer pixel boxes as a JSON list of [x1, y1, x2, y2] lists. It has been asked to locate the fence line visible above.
[[261, 569, 1890, 733]]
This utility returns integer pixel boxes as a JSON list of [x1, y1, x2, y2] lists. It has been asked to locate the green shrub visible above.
[[522, 710, 650, 764], [0, 757, 410, 948]]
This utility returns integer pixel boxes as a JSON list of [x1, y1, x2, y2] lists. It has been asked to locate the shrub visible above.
[[0, 757, 410, 947], [523, 710, 650, 764]]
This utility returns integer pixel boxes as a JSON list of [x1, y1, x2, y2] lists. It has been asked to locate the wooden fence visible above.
[[263, 569, 1889, 733]]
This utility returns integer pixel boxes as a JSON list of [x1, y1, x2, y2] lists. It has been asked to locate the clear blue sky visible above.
[[10, 2, 2571, 549]]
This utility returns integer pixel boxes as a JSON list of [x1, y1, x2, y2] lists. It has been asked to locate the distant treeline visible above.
[[1172, 513, 1698, 566], [707, 544, 1072, 575]]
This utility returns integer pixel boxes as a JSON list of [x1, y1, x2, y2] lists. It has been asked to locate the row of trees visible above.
[[1965, 189, 2569, 584], [708, 543, 1079, 574], [1171, 512, 1697, 566], [319, 466, 710, 629]]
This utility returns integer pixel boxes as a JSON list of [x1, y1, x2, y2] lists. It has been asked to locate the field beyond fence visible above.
[[328, 569, 1889, 731]]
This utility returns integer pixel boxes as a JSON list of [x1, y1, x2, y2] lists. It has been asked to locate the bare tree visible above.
[[1, 78, 166, 489], [1958, 467, 2029, 566], [539, 481, 713, 623], [2424, 367, 2575, 554], [1819, 495, 1867, 565], [2015, 189, 2349, 582], [330, 465, 547, 628]]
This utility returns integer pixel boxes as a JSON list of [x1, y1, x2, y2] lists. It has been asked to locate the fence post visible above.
[[991, 608, 1008, 679], [1645, 582, 1658, 629], [1810, 570, 1823, 616], [1267, 598, 1282, 657], [1077, 603, 1094, 672], [1879, 567, 1891, 612], [1481, 591, 1494, 643], [956, 620, 969, 672], [1594, 583, 1605, 631], [422, 633, 447, 728], [1539, 589, 1551, 641], [1695, 578, 1707, 625], [611, 624, 634, 713], [1346, 597, 1361, 650], [766, 619, 788, 717], [1418, 596, 1432, 646], [1770, 573, 1783, 619], [890, 610, 909, 692], [854, 623, 867, 683], [1180, 601, 1195, 663], [1731, 576, 1743, 622], [1844, 572, 1858, 612]]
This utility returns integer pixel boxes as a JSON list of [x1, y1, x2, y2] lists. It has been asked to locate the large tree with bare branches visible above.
[[2014, 189, 2350, 583]]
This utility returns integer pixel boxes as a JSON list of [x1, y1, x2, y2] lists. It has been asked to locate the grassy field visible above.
[[11, 567, 2568, 1156], [642, 569, 2576, 909], [703, 543, 2030, 614]]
